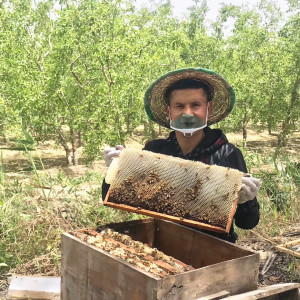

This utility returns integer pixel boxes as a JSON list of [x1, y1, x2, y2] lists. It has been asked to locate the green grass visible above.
[[0, 162, 137, 277], [0, 151, 4, 206], [237, 150, 300, 247]]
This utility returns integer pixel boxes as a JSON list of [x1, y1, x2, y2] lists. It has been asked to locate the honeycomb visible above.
[[73, 228, 193, 278], [105, 148, 244, 230]]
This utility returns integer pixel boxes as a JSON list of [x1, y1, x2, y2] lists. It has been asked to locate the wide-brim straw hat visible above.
[[144, 67, 235, 128]]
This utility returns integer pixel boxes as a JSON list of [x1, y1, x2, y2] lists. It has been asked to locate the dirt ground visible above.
[[0, 130, 299, 298], [240, 232, 300, 286]]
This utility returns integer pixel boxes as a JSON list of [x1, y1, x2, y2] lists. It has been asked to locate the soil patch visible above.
[[238, 231, 300, 287]]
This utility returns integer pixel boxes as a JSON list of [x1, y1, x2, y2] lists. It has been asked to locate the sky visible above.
[[135, 0, 290, 21]]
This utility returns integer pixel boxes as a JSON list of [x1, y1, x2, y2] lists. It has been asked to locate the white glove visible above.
[[238, 175, 261, 204], [104, 145, 124, 167]]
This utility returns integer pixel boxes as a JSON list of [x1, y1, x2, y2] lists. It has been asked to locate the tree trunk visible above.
[[268, 94, 273, 135], [242, 104, 248, 148], [114, 111, 124, 144], [149, 121, 157, 140], [56, 127, 73, 165], [78, 131, 83, 147], [73, 147, 78, 165], [268, 125, 272, 135], [277, 75, 300, 147], [143, 121, 157, 139], [126, 115, 130, 134], [70, 127, 78, 166], [66, 149, 73, 165], [126, 95, 133, 135], [242, 125, 247, 148]]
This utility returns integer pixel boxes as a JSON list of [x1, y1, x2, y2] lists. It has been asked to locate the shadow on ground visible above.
[[4, 156, 87, 173], [241, 136, 300, 155]]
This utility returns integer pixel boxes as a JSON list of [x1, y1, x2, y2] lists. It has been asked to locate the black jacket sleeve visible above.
[[218, 145, 260, 230]]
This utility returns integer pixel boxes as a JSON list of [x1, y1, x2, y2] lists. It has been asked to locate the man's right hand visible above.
[[104, 145, 124, 167], [238, 175, 261, 204]]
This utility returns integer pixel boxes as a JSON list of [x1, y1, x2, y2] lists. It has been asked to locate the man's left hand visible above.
[[238, 175, 261, 204]]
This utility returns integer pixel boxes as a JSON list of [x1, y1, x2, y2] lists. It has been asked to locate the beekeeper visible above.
[[102, 67, 260, 243]]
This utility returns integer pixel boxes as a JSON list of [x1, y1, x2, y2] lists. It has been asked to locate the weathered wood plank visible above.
[[61, 232, 158, 300], [156, 254, 259, 299], [154, 219, 254, 268], [196, 290, 230, 300], [99, 218, 156, 247], [223, 283, 300, 300], [276, 239, 300, 259], [7, 276, 60, 300]]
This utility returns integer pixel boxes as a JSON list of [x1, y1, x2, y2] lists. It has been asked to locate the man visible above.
[[102, 67, 260, 243]]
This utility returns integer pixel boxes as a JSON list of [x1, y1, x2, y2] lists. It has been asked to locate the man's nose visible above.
[[184, 106, 193, 114]]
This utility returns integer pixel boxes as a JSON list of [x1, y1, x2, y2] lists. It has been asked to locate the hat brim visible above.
[[144, 68, 235, 128]]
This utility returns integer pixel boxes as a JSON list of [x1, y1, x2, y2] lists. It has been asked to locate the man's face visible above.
[[167, 88, 212, 126]]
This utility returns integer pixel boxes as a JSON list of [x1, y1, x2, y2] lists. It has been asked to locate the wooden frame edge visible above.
[[104, 189, 226, 234], [225, 199, 238, 233]]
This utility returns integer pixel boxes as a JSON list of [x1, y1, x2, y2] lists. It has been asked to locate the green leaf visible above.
[[0, 263, 8, 267]]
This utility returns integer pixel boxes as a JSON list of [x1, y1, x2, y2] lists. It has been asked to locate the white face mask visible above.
[[169, 106, 208, 137]]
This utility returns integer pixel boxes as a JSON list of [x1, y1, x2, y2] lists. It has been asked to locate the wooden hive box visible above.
[[61, 219, 259, 300]]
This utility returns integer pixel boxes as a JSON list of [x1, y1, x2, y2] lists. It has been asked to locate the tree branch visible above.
[[59, 90, 75, 119], [43, 33, 53, 58], [70, 55, 83, 86], [139, 41, 151, 58], [24, 46, 44, 72], [100, 61, 115, 88]]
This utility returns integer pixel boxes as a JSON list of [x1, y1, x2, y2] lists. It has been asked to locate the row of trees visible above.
[[0, 0, 299, 164]]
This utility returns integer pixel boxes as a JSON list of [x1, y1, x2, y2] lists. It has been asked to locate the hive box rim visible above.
[[62, 231, 258, 282], [64, 218, 259, 278], [70, 218, 257, 253], [91, 217, 255, 253], [61, 219, 260, 299]]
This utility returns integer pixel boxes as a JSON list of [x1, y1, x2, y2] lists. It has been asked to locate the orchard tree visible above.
[[276, 1, 300, 146], [215, 5, 267, 146]]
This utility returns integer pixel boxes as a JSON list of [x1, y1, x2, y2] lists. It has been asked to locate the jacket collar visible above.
[[166, 127, 228, 158]]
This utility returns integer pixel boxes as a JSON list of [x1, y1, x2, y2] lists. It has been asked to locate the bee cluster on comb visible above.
[[105, 148, 244, 232]]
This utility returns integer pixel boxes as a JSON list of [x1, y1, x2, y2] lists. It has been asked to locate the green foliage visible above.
[[25, 148, 48, 201], [0, 165, 137, 275], [240, 147, 261, 173], [259, 155, 300, 212], [261, 171, 292, 211], [0, 0, 299, 158]]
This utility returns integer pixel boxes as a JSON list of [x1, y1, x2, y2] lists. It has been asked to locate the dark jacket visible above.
[[102, 127, 260, 243]]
